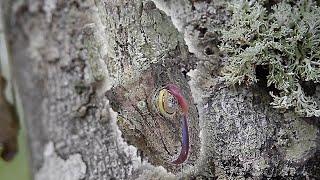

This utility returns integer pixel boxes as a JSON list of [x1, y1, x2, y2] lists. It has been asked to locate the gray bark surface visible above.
[[2, 0, 320, 179]]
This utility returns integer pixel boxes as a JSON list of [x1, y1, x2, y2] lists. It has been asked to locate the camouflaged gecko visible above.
[[106, 63, 200, 173]]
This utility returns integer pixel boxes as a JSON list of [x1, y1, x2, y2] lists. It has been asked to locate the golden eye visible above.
[[157, 89, 178, 117]]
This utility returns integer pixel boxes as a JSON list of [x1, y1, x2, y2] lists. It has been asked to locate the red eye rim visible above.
[[164, 84, 190, 165]]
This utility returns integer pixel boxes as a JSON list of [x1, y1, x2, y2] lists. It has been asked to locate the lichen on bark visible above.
[[2, 0, 320, 179], [220, 0, 320, 117]]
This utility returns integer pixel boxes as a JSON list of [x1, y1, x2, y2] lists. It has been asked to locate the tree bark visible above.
[[2, 0, 320, 179]]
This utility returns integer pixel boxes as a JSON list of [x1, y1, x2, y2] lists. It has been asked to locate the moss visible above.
[[220, 0, 320, 117]]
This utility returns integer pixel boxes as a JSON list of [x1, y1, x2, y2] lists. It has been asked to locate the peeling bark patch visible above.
[[35, 142, 86, 180]]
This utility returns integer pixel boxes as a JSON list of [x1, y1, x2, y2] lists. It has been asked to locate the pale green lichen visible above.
[[220, 0, 320, 117]]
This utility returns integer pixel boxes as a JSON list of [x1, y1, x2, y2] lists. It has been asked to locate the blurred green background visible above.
[[0, 6, 31, 179], [0, 130, 30, 180]]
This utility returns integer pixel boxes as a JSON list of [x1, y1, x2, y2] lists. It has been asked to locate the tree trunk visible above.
[[2, 0, 320, 179]]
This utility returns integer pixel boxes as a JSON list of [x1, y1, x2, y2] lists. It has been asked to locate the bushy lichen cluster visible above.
[[220, 0, 320, 117]]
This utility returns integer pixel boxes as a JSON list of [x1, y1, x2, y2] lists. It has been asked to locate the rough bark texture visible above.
[[1, 0, 320, 179]]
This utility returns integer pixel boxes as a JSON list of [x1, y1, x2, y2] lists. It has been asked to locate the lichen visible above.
[[220, 0, 320, 117]]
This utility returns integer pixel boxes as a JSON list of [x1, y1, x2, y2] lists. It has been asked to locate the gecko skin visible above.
[[165, 84, 189, 164]]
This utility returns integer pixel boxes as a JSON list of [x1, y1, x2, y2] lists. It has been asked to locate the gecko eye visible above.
[[156, 89, 178, 117], [149, 84, 190, 165]]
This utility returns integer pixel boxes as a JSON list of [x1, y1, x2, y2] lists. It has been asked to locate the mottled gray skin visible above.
[[2, 0, 320, 179], [106, 62, 200, 173]]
